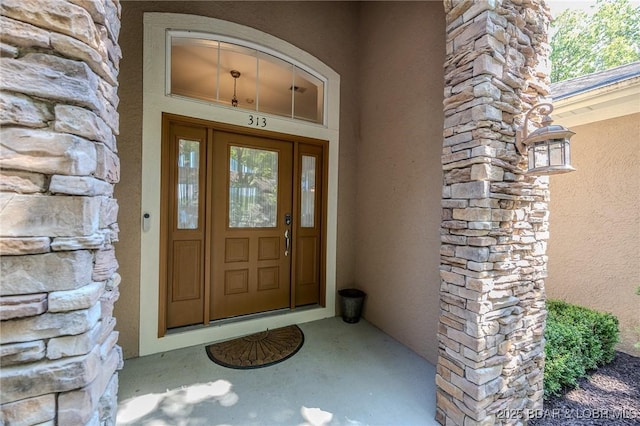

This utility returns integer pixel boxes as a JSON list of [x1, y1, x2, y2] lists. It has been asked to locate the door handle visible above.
[[284, 229, 290, 257]]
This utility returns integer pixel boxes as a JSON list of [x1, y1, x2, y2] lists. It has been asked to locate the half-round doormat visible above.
[[205, 325, 304, 369]]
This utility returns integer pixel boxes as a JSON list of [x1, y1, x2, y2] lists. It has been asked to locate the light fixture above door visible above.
[[230, 69, 241, 107]]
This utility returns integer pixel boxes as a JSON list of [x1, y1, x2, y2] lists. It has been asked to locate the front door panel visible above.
[[161, 115, 325, 332], [211, 132, 293, 319]]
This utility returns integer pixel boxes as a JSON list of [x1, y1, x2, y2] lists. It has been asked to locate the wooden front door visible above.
[[211, 132, 292, 319], [161, 115, 325, 331]]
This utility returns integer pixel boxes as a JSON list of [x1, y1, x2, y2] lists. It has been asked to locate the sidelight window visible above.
[[300, 155, 316, 228], [176, 139, 200, 230]]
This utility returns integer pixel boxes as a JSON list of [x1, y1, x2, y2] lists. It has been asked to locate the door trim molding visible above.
[[141, 13, 339, 356], [159, 114, 328, 332]]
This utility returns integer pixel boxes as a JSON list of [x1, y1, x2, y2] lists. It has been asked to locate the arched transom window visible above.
[[168, 31, 325, 124]]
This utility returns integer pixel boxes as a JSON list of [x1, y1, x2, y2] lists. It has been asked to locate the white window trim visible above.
[[141, 13, 340, 356], [166, 30, 328, 124]]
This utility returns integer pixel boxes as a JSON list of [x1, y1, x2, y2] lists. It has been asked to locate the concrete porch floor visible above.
[[117, 317, 438, 425]]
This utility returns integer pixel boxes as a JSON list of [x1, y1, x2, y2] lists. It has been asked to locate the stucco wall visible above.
[[547, 112, 640, 356], [355, 2, 445, 364], [116, 1, 447, 361], [116, 1, 361, 358]]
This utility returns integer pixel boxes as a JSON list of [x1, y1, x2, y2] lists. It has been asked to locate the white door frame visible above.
[[141, 13, 340, 356]]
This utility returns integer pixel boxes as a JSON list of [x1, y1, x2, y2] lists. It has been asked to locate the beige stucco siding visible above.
[[115, 1, 446, 361], [116, 1, 362, 358], [355, 2, 445, 364], [547, 112, 640, 355]]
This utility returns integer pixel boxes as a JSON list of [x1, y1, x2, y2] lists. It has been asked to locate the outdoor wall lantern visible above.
[[516, 103, 576, 175]]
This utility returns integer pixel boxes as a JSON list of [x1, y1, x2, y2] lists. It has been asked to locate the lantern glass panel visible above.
[[549, 139, 564, 166], [564, 139, 571, 165], [532, 142, 550, 169]]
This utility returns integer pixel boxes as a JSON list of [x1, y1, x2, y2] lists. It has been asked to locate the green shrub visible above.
[[543, 300, 619, 398], [544, 317, 585, 397]]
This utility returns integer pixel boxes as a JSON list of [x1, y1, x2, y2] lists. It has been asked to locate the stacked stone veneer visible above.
[[0, 0, 122, 424], [437, 1, 552, 425]]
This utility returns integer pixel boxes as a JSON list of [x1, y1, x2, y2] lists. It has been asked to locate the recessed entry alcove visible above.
[[141, 13, 340, 356]]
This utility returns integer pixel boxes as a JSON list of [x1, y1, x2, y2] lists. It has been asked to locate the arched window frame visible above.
[[141, 13, 340, 356], [166, 30, 328, 125]]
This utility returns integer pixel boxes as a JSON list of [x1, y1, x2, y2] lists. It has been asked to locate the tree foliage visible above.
[[550, 0, 640, 82]]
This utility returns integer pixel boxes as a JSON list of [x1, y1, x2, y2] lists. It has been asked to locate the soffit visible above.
[[551, 62, 640, 127]]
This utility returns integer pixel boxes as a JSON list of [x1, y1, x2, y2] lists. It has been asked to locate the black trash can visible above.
[[338, 288, 366, 323]]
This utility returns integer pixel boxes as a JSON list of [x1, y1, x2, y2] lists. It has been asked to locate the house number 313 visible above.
[[248, 115, 267, 128]]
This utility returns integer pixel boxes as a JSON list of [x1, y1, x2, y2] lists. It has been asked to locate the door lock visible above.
[[284, 213, 292, 256]]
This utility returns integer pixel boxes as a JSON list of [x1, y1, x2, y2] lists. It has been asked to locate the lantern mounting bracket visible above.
[[516, 102, 554, 155]]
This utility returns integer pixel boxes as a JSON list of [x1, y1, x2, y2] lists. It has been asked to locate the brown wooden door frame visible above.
[[159, 113, 328, 336]]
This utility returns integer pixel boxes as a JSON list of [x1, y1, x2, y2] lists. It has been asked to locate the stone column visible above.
[[436, 0, 552, 424], [0, 0, 123, 424]]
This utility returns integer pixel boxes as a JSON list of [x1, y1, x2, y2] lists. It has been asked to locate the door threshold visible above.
[[210, 307, 292, 327], [165, 304, 321, 336]]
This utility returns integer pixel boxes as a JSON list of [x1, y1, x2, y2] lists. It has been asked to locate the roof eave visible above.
[[552, 76, 640, 128]]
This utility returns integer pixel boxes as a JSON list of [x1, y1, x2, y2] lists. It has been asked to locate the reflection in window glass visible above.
[[219, 43, 257, 110], [171, 38, 218, 102], [300, 155, 316, 228], [229, 146, 278, 228], [169, 33, 325, 124], [177, 139, 200, 229], [258, 52, 294, 117], [294, 68, 324, 123]]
